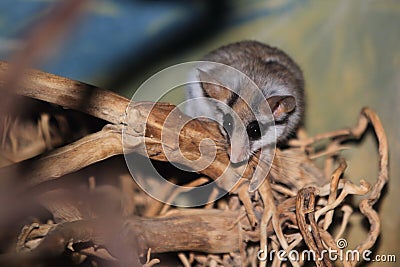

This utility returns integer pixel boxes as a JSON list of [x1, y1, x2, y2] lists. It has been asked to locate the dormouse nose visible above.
[[227, 130, 250, 164]]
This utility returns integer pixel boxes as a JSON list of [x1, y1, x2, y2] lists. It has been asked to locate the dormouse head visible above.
[[198, 68, 297, 164]]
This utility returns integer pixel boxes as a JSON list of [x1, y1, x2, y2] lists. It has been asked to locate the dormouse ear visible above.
[[267, 95, 296, 121], [197, 68, 231, 103]]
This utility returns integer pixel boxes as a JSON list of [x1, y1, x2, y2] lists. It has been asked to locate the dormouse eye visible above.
[[223, 114, 234, 136], [246, 121, 262, 140]]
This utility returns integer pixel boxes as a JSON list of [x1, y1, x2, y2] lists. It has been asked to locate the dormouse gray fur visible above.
[[185, 40, 304, 163]]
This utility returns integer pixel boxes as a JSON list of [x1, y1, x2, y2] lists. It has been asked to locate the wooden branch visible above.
[[0, 60, 254, 191], [0, 124, 123, 188], [130, 210, 241, 254], [123, 101, 249, 190], [7, 210, 245, 266], [0, 61, 128, 124]]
